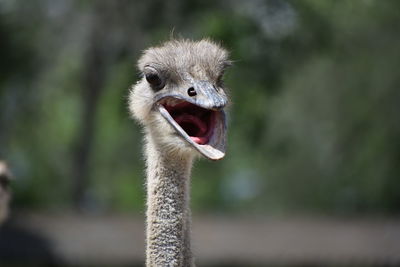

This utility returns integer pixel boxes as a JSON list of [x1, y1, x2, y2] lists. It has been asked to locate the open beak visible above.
[[154, 81, 227, 160]]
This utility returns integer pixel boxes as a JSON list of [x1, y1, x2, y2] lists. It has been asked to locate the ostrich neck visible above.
[[145, 137, 194, 267]]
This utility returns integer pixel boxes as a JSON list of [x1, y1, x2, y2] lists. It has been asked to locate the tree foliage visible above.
[[0, 0, 399, 215]]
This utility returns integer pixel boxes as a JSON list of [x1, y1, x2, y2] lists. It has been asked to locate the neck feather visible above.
[[145, 137, 194, 267]]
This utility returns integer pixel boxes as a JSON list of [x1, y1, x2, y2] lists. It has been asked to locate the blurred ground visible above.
[[1, 213, 400, 266]]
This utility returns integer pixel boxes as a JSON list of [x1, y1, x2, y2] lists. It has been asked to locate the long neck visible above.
[[145, 137, 194, 267]]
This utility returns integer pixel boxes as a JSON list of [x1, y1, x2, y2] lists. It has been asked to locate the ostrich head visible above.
[[129, 40, 231, 160]]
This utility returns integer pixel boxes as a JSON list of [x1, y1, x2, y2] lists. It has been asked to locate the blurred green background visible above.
[[1, 0, 399, 217]]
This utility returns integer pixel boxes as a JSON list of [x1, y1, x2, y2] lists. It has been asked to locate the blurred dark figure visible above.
[[0, 218, 60, 266], [0, 161, 11, 224], [0, 162, 60, 266]]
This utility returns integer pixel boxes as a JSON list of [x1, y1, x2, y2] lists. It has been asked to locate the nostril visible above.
[[187, 87, 197, 97]]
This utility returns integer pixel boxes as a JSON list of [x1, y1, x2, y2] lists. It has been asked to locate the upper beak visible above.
[[190, 80, 227, 110]]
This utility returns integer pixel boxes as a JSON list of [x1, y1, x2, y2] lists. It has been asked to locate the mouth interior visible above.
[[163, 101, 216, 145]]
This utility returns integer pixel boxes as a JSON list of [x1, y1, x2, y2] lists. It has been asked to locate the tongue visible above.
[[190, 136, 209, 145]]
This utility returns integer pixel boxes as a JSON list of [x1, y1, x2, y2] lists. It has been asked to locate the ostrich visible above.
[[129, 39, 231, 266]]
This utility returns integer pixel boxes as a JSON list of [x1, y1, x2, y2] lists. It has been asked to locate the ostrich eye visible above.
[[144, 68, 165, 91]]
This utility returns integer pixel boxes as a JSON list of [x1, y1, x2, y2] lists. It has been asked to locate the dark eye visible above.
[[144, 67, 165, 91]]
